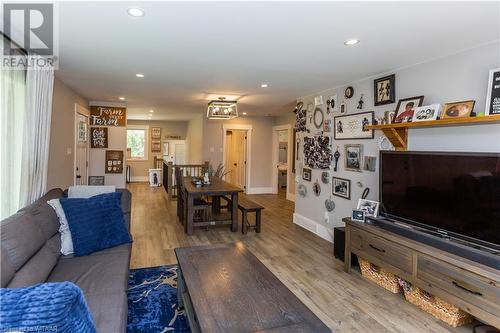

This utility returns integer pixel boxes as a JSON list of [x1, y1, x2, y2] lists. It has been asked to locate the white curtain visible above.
[[18, 55, 54, 207], [0, 66, 26, 219]]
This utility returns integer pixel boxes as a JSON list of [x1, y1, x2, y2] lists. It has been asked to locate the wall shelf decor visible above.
[[366, 114, 500, 151]]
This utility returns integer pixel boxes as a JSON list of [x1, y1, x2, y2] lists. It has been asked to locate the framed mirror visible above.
[[313, 107, 324, 129]]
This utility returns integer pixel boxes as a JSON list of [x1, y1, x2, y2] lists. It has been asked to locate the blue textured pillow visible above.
[[0, 282, 96, 333], [60, 192, 131, 256]]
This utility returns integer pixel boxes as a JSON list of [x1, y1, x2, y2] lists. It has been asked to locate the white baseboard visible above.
[[293, 213, 333, 243], [130, 176, 149, 182], [247, 187, 273, 194]]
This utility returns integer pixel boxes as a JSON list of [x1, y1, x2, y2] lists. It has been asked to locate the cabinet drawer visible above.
[[417, 254, 500, 317], [350, 227, 413, 274]]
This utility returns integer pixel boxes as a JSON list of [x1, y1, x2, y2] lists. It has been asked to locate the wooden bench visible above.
[[238, 196, 264, 234]]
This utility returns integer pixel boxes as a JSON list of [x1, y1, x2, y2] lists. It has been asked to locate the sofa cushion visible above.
[[0, 211, 45, 271], [47, 199, 74, 255], [47, 250, 130, 295], [85, 292, 127, 333], [1, 246, 15, 287], [59, 192, 131, 256], [58, 243, 131, 260], [18, 188, 63, 240], [7, 244, 58, 288], [0, 282, 97, 333]]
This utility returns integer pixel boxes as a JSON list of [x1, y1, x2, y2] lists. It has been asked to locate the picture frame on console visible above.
[[357, 199, 380, 217]]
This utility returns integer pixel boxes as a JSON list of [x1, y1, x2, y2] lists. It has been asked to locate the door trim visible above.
[[222, 124, 252, 194], [74, 103, 90, 185], [272, 124, 293, 201]]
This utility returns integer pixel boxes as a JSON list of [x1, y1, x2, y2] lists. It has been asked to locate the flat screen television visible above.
[[380, 151, 500, 248]]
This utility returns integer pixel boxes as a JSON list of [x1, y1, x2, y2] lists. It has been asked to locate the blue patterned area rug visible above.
[[127, 265, 190, 333]]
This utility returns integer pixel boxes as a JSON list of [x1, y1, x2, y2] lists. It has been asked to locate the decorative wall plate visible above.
[[313, 107, 324, 129], [313, 181, 321, 196], [344, 86, 354, 99], [298, 184, 307, 198], [325, 198, 335, 212]]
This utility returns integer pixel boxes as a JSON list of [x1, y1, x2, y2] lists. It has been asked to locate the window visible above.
[[127, 126, 148, 160]]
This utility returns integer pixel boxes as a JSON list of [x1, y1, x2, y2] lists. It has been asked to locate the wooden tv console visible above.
[[343, 218, 500, 328]]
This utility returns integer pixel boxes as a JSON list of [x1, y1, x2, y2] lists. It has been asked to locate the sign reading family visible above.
[[90, 106, 127, 127]]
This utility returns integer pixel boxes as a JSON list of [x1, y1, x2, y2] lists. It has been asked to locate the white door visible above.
[[174, 143, 186, 165], [75, 113, 89, 185], [225, 130, 246, 189]]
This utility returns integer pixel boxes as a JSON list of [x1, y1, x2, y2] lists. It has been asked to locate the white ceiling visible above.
[[52, 1, 499, 120]]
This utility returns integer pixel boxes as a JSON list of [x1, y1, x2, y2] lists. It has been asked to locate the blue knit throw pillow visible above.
[[0, 282, 96, 333], [60, 192, 131, 256]]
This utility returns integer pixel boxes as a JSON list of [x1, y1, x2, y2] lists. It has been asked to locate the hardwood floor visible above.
[[128, 183, 473, 333]]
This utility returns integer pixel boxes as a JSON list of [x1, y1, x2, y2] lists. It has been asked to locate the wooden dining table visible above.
[[183, 176, 243, 235]]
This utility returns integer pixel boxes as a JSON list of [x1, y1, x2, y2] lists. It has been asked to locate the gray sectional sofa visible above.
[[0, 188, 132, 333]]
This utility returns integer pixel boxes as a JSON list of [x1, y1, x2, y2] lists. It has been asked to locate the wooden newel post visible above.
[[167, 162, 174, 200], [203, 161, 210, 175]]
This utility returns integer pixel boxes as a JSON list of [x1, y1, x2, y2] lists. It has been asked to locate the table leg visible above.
[[242, 211, 247, 234], [212, 196, 221, 215], [177, 267, 185, 310], [344, 226, 351, 273], [231, 193, 238, 232], [256, 210, 262, 233], [187, 194, 194, 235]]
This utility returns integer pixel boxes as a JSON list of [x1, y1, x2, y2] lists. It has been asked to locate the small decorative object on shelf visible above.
[[442, 100, 475, 119], [332, 176, 351, 200], [393, 96, 424, 123], [485, 68, 500, 115], [345, 144, 363, 172], [357, 198, 380, 217], [384, 110, 396, 124], [374, 74, 396, 106], [351, 209, 365, 222], [412, 104, 441, 122], [357, 94, 364, 109]]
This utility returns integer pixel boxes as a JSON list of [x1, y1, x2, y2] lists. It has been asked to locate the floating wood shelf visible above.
[[366, 115, 500, 151]]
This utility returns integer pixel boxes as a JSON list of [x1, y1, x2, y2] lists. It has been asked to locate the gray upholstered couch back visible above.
[[0, 188, 131, 288]]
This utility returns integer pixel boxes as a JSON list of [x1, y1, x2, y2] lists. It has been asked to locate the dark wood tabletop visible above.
[[183, 176, 243, 196], [175, 243, 331, 333]]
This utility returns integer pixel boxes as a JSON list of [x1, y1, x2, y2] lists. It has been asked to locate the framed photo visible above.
[[485, 68, 500, 115], [151, 140, 161, 153], [357, 199, 380, 217], [442, 100, 475, 119], [332, 176, 351, 200], [364, 156, 376, 171], [352, 209, 366, 222], [151, 127, 161, 139], [412, 104, 441, 122], [334, 111, 374, 140], [78, 121, 87, 142], [393, 96, 424, 123], [374, 74, 395, 106], [149, 169, 162, 187], [340, 101, 347, 114], [163, 141, 170, 155], [88, 176, 105, 186], [345, 144, 363, 172], [302, 168, 312, 181]]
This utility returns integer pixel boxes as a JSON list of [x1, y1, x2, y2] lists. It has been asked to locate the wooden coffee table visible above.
[[175, 243, 331, 333]]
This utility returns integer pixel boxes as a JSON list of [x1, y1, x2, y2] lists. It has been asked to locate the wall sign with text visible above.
[[90, 127, 108, 148], [90, 106, 127, 126], [486, 68, 500, 115], [105, 150, 124, 174]]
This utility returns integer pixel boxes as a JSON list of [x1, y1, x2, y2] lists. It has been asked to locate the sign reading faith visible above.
[[90, 106, 126, 126], [90, 127, 108, 148]]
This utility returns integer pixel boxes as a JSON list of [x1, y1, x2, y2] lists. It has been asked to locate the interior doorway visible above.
[[222, 124, 252, 193], [224, 130, 247, 189], [74, 104, 90, 185], [272, 125, 293, 201]]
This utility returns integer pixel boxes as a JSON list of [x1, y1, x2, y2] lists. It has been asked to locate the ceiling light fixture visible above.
[[149, 109, 154, 113], [344, 39, 360, 46], [127, 7, 144, 17], [119, 97, 125, 100], [260, 83, 268, 88], [135, 73, 144, 78], [242, 112, 247, 115], [207, 97, 238, 120]]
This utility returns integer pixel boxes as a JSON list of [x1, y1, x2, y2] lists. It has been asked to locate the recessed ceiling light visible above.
[[344, 39, 360, 46], [149, 109, 154, 113], [260, 83, 268, 88], [242, 112, 247, 115], [135, 73, 144, 78], [118, 97, 125, 100], [127, 7, 144, 17]]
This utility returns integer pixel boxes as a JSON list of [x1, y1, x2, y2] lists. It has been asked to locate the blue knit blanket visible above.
[[0, 282, 96, 333]]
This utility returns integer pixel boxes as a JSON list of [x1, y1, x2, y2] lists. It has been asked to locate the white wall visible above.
[[294, 42, 500, 242], [185, 114, 204, 164]]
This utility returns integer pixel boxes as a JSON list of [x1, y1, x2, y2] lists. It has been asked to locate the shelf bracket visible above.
[[382, 128, 408, 151]]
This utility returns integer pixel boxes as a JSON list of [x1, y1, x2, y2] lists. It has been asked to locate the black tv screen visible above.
[[380, 151, 500, 246]]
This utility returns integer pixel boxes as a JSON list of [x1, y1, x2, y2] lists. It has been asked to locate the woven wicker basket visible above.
[[399, 279, 473, 327], [358, 257, 402, 293]]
